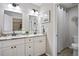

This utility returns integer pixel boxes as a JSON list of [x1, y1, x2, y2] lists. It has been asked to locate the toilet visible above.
[[71, 36, 78, 56]]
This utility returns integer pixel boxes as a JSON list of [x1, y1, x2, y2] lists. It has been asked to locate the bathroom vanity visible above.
[[0, 34, 46, 56]]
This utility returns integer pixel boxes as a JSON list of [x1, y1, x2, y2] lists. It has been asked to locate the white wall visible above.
[[40, 3, 57, 56], [78, 4, 79, 56], [68, 6, 78, 46], [0, 3, 40, 33]]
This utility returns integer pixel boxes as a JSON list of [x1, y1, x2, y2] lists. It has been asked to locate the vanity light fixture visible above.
[[8, 3, 20, 10], [32, 9, 39, 16], [8, 4, 13, 8], [32, 9, 36, 12], [8, 3, 19, 8], [32, 9, 38, 13], [12, 3, 19, 7], [35, 11, 39, 15]]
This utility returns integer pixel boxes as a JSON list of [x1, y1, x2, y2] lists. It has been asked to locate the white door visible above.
[[56, 6, 64, 53], [16, 44, 25, 56]]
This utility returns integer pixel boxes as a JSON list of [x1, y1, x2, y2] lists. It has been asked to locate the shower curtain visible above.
[[57, 5, 69, 53]]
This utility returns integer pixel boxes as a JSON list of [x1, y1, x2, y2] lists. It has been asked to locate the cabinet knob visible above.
[[14, 46, 16, 48], [11, 46, 13, 48], [40, 40, 42, 42], [29, 46, 31, 48], [29, 39, 31, 41]]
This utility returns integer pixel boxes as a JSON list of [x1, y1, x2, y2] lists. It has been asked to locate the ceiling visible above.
[[33, 3, 78, 9], [59, 3, 78, 9], [33, 3, 42, 6]]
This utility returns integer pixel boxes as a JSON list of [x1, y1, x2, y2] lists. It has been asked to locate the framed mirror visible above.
[[3, 10, 22, 33], [29, 15, 38, 34]]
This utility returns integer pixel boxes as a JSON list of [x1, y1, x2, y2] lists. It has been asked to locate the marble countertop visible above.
[[0, 34, 46, 41]]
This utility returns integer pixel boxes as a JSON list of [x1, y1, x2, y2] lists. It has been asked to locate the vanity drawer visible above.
[[34, 36, 46, 43], [39, 36, 46, 41], [1, 39, 24, 48], [12, 39, 25, 45], [25, 38, 33, 43], [1, 40, 14, 48]]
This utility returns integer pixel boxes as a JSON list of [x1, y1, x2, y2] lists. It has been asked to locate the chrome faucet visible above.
[[12, 31, 16, 36]]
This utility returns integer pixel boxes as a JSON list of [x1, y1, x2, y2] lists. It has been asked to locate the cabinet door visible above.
[[25, 43, 28, 56], [0, 49, 1, 56], [39, 40, 46, 55], [34, 37, 41, 56], [16, 44, 25, 56], [2, 46, 14, 56], [39, 36, 46, 55], [27, 43, 34, 56], [34, 36, 46, 56]]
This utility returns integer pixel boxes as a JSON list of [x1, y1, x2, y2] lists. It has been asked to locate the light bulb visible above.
[[31, 10, 34, 14], [35, 11, 38, 15], [33, 10, 39, 16], [16, 6, 20, 10], [30, 10, 34, 15], [44, 14, 48, 17], [8, 4, 13, 8]]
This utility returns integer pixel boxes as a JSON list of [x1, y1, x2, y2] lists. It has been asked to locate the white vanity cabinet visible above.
[[0, 35, 46, 56]]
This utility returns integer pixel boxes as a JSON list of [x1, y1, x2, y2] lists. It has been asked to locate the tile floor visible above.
[[58, 47, 73, 56]]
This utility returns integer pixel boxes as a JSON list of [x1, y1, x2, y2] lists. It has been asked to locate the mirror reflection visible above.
[[29, 15, 38, 34], [4, 10, 22, 33]]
